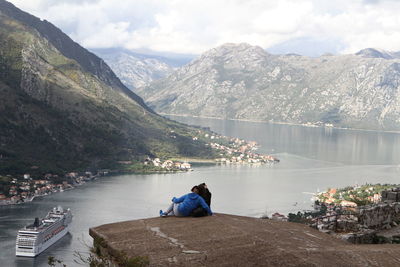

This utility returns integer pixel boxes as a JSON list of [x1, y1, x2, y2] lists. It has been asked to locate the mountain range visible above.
[[91, 48, 192, 89], [0, 0, 214, 175], [138, 43, 400, 131]]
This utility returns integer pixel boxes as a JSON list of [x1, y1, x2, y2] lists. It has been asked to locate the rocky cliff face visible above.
[[0, 0, 214, 174], [139, 43, 400, 131], [0, 0, 150, 110], [92, 48, 176, 89]]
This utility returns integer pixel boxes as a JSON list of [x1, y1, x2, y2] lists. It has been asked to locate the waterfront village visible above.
[[0, 171, 105, 205], [126, 131, 279, 172], [269, 184, 400, 244], [210, 137, 279, 164], [202, 131, 279, 164], [0, 132, 278, 206]]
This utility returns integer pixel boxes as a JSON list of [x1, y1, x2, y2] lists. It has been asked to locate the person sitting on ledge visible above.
[[190, 183, 212, 217], [160, 186, 212, 217]]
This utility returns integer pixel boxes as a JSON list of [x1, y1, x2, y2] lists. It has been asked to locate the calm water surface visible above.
[[1, 117, 400, 266]]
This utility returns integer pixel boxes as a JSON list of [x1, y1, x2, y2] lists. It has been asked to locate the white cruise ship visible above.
[[16, 206, 72, 257]]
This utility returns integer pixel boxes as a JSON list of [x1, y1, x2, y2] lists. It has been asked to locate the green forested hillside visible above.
[[0, 1, 215, 175]]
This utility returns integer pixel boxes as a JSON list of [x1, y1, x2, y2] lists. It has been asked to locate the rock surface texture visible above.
[[90, 213, 400, 266], [139, 43, 400, 131], [92, 48, 176, 89]]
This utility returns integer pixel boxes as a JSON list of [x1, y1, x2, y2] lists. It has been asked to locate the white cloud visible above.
[[7, 0, 400, 55]]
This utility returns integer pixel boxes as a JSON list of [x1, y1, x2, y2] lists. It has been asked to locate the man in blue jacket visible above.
[[160, 186, 212, 217]]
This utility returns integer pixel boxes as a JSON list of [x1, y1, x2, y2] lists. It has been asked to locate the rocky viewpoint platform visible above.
[[89, 213, 400, 266]]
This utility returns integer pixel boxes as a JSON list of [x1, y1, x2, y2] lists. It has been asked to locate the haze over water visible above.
[[1, 116, 400, 266]]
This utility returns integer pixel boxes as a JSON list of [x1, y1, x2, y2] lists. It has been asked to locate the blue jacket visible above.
[[172, 193, 212, 216]]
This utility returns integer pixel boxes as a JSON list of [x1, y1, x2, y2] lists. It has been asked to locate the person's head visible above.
[[191, 185, 199, 194], [199, 182, 207, 189], [197, 183, 206, 195]]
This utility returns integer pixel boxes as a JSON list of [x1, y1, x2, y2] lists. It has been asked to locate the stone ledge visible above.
[[89, 213, 400, 266]]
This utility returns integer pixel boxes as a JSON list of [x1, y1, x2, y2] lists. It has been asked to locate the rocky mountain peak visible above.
[[355, 48, 395, 59], [92, 48, 176, 89], [0, 0, 151, 111], [200, 42, 268, 59], [180, 43, 270, 75], [139, 43, 400, 131]]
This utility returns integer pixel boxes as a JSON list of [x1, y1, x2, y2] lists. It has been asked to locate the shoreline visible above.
[[0, 156, 279, 207], [0, 128, 279, 207], [0, 177, 95, 207], [169, 157, 216, 164], [0, 167, 199, 207], [162, 113, 400, 135]]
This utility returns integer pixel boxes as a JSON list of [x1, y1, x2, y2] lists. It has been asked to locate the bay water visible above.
[[1, 116, 400, 266]]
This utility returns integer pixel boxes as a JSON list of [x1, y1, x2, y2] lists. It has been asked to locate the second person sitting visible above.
[[160, 186, 212, 217]]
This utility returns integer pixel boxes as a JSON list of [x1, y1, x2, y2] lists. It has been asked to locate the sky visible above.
[[7, 0, 400, 57]]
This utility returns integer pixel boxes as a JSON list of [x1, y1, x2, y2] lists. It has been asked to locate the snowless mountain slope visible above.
[[139, 43, 400, 131]]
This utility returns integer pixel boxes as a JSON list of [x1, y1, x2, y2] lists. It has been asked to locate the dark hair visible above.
[[197, 183, 206, 195], [191, 186, 199, 192]]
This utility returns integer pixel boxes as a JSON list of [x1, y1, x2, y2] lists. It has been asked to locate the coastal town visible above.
[[0, 172, 104, 205], [315, 183, 389, 207], [0, 161, 198, 205], [138, 132, 279, 171], [203, 132, 279, 164], [0, 132, 279, 206], [285, 184, 400, 244], [211, 138, 279, 164]]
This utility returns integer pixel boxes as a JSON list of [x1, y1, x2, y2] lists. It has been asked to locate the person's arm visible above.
[[172, 194, 186, 203], [198, 196, 212, 215]]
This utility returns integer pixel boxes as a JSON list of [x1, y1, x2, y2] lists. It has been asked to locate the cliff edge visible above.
[[89, 213, 400, 266]]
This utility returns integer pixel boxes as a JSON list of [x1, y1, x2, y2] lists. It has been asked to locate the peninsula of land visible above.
[[0, 131, 278, 206]]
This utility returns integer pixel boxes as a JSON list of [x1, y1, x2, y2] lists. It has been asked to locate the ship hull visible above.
[[16, 225, 70, 257], [16, 207, 72, 257]]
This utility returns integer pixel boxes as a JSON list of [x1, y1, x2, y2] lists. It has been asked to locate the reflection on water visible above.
[[169, 116, 400, 165], [1, 117, 400, 266]]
